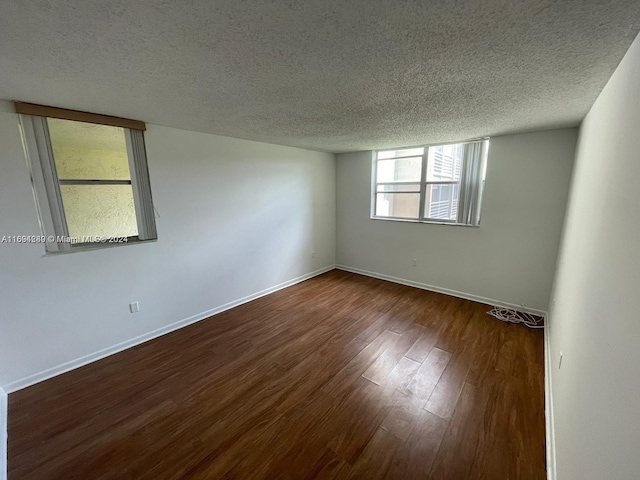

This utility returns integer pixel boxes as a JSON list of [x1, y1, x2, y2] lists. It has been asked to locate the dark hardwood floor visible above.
[[8, 270, 546, 479]]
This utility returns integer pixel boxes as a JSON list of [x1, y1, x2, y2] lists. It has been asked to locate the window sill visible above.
[[370, 216, 480, 227], [43, 237, 157, 255]]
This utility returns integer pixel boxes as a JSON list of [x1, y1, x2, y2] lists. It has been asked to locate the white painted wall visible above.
[[548, 33, 640, 480], [0, 102, 336, 390], [0, 386, 6, 480], [336, 129, 577, 312]]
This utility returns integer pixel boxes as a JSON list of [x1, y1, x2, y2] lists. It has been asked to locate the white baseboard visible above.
[[1, 386, 7, 480], [335, 265, 547, 316], [544, 325, 557, 480], [3, 265, 335, 394]]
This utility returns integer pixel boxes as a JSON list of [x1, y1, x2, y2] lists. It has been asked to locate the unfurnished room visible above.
[[1, 1, 639, 479]]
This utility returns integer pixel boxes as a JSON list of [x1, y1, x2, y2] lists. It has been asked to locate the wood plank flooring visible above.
[[8, 270, 546, 479]]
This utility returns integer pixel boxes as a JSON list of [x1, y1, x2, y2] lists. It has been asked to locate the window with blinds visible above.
[[16, 102, 157, 252], [373, 140, 489, 226]]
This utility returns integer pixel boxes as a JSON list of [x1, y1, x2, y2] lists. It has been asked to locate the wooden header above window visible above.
[[14, 102, 146, 131]]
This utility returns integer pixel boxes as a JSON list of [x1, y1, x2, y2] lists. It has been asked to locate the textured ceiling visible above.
[[1, 1, 639, 153]]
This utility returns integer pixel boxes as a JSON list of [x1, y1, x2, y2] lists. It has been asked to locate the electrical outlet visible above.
[[129, 301, 140, 313], [412, 258, 418, 267]]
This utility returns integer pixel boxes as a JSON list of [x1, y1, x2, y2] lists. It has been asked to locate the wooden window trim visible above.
[[14, 102, 146, 131]]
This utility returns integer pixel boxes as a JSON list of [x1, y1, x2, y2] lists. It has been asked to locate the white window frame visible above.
[[371, 139, 489, 226], [19, 113, 157, 253]]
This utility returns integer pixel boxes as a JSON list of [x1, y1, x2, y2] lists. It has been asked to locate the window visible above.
[[373, 139, 489, 226], [16, 102, 157, 252]]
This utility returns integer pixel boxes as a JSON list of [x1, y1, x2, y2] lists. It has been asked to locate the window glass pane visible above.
[[377, 147, 424, 160], [376, 193, 420, 219], [60, 185, 138, 239], [425, 183, 460, 221], [426, 143, 464, 182], [48, 118, 131, 180], [376, 183, 420, 193], [377, 157, 422, 183]]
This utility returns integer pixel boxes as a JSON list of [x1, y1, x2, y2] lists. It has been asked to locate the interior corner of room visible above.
[[1, 2, 640, 479]]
